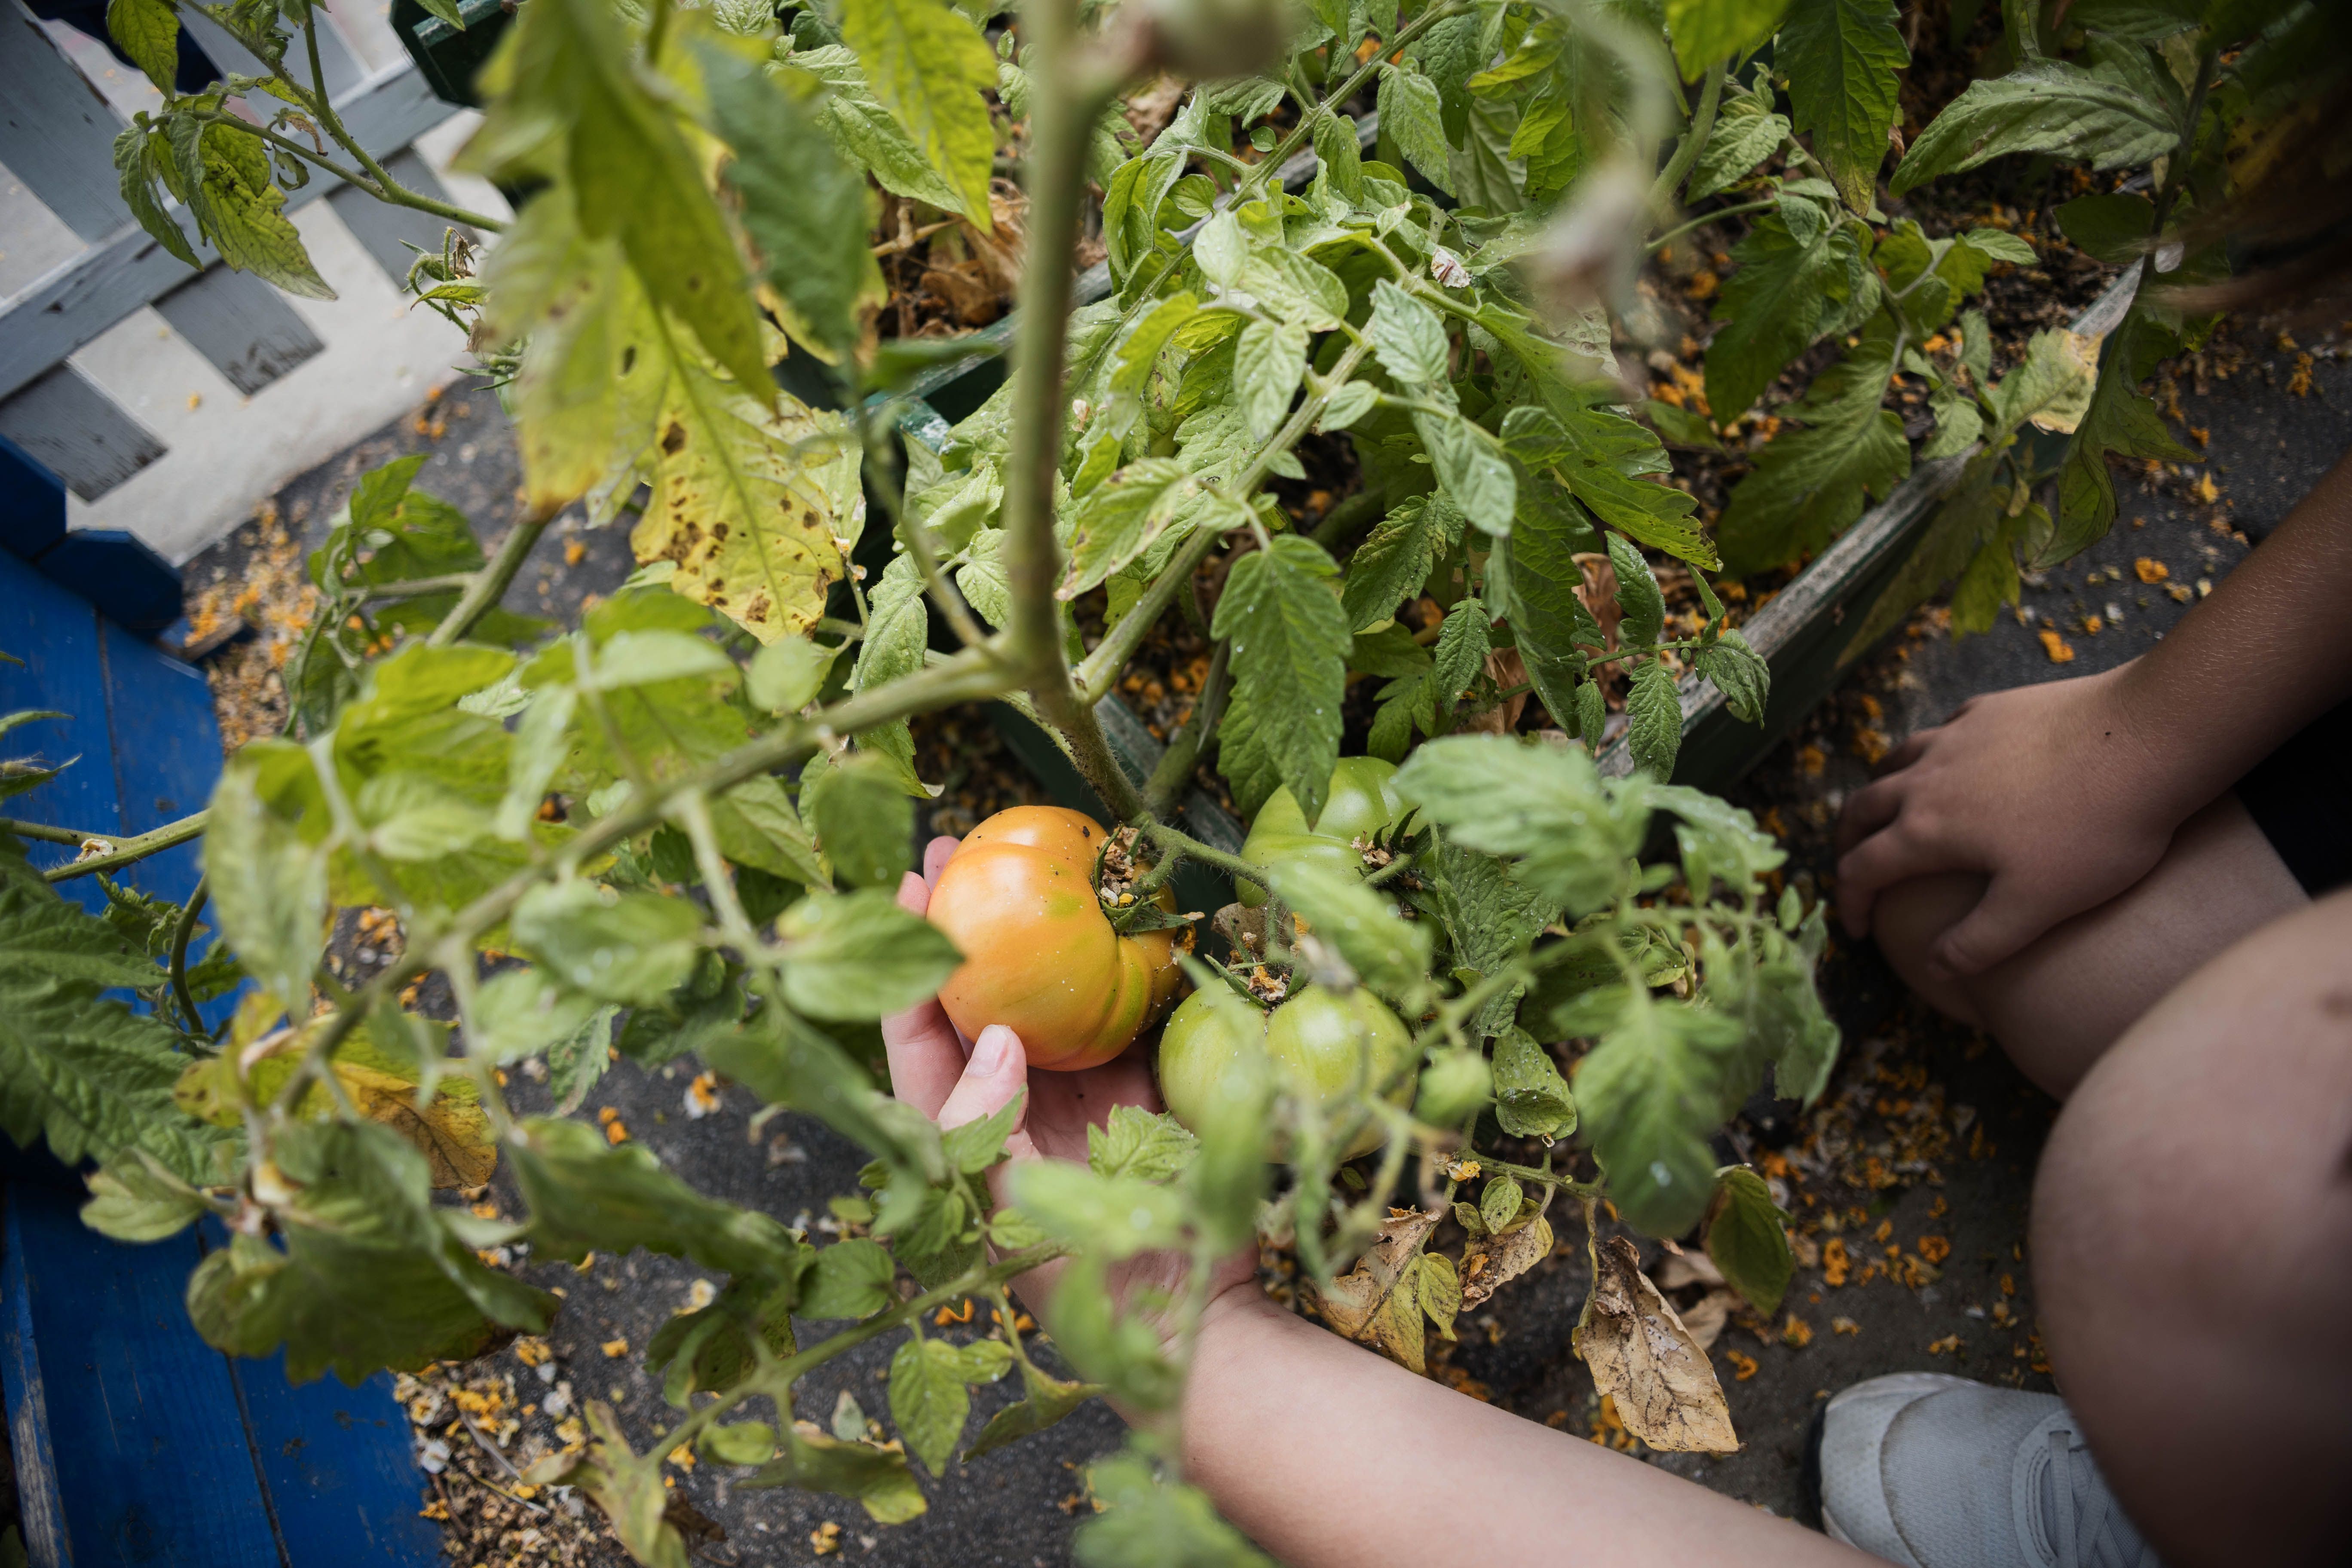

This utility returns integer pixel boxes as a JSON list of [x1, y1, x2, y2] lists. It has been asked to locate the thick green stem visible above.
[[1137, 818, 1266, 893], [994, 0, 1149, 819], [0, 818, 89, 848], [361, 573, 478, 601], [1142, 641, 1229, 818], [998, 0, 1098, 683], [170, 876, 209, 1034], [41, 811, 210, 884], [1646, 61, 1727, 226], [429, 517, 550, 648], [1646, 196, 1776, 254]]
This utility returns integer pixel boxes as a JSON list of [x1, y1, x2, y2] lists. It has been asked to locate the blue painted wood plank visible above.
[[2, 1168, 76, 1568], [226, 1356, 441, 1568], [92, 615, 245, 1032], [94, 618, 216, 903], [2, 1160, 287, 1568], [38, 532, 183, 635], [0, 549, 121, 914], [0, 431, 67, 561]]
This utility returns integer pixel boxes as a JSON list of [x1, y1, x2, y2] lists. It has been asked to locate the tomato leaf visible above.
[[513, 1117, 811, 1284], [1777, 0, 1908, 212], [706, 43, 882, 358], [187, 1122, 554, 1385], [1664, 0, 1793, 83], [776, 890, 962, 1020], [1087, 1104, 1199, 1182], [1891, 55, 2180, 196], [798, 1237, 897, 1319], [1705, 1166, 1793, 1314], [838, 0, 1000, 226], [1213, 536, 1351, 828], [1715, 315, 1910, 574]]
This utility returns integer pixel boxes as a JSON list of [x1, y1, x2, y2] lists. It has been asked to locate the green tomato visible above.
[[1156, 983, 1416, 1159], [1237, 756, 1405, 908]]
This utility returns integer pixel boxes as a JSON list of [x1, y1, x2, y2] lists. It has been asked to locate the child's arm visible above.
[[1178, 1284, 1865, 1568]]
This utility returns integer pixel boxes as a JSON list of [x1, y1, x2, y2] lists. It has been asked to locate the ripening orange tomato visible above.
[[922, 806, 1186, 1071]]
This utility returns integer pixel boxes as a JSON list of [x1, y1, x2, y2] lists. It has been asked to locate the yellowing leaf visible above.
[[1572, 1237, 1738, 1453], [336, 1060, 498, 1190], [2026, 330, 2101, 435], [631, 341, 859, 644], [1310, 1209, 1477, 1374], [187, 122, 334, 300], [839, 0, 999, 227], [484, 190, 670, 521]]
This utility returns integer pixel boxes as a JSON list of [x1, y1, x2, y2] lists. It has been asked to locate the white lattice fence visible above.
[[0, 0, 505, 564]]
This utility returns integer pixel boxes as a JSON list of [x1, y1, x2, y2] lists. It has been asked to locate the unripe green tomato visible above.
[[1156, 984, 1416, 1159], [1415, 1050, 1493, 1128], [1237, 756, 1406, 909]]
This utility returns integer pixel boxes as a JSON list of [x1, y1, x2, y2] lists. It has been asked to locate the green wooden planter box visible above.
[[392, 0, 512, 108]]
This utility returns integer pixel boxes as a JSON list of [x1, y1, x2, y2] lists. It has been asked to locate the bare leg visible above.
[[1866, 792, 2307, 1097], [2030, 889, 2352, 1568]]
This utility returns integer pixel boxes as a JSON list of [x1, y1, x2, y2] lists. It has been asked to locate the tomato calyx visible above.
[[1097, 824, 1200, 939]]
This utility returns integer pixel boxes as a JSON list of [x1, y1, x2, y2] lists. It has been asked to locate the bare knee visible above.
[[2032, 893, 2352, 1568], [1867, 872, 1988, 1028]]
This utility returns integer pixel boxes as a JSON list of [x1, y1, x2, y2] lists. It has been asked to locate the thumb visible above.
[[936, 1024, 1034, 1139], [1929, 879, 2043, 979]]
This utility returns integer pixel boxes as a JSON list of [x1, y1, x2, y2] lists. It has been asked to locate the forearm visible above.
[[2110, 445, 2352, 818], [1177, 1291, 1861, 1567]]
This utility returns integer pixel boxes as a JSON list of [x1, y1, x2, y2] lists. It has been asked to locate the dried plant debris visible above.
[[399, 1346, 630, 1566], [1573, 1238, 1739, 1455]]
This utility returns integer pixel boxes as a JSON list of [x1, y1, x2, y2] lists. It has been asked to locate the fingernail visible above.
[[970, 1025, 1014, 1076]]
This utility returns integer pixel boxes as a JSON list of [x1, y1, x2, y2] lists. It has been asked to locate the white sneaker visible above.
[[1812, 1372, 2164, 1568]]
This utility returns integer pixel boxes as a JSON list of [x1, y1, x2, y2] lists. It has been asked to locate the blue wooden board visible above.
[[216, 1308, 445, 1567], [2, 1158, 285, 1568], [2, 483, 441, 1568], [1, 547, 119, 916]]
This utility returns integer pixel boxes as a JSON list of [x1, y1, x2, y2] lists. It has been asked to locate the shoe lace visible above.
[[2045, 1428, 2162, 1568]]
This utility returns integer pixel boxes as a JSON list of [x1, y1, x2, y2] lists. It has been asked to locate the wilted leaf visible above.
[[1458, 1211, 1553, 1309], [1573, 1236, 1738, 1453], [1317, 1213, 1439, 1354]]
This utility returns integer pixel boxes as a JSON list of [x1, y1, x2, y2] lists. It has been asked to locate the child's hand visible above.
[[1835, 665, 2181, 976], [880, 836, 1255, 1340]]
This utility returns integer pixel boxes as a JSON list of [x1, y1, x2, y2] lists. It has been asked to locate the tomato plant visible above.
[[0, 0, 2324, 1559]]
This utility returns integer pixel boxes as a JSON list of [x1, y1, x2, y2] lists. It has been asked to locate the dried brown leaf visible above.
[[1458, 1213, 1554, 1310], [1654, 1251, 1726, 1292], [1675, 1288, 1737, 1352], [1573, 1237, 1738, 1454], [1310, 1208, 1439, 1365]]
